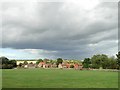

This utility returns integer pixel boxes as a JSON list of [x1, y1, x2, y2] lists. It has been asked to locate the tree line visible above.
[[0, 57, 17, 69], [82, 52, 120, 69], [0, 51, 120, 69]]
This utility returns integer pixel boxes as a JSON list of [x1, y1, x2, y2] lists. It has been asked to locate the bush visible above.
[[70, 65, 74, 68], [0, 65, 2, 69], [23, 61, 28, 65], [36, 59, 43, 64], [0, 57, 17, 69], [2, 64, 13, 69]]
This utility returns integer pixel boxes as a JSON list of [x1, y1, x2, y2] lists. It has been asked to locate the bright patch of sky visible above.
[[0, 48, 41, 59]]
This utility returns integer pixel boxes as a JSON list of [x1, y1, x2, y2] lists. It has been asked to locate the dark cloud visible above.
[[1, 1, 118, 59]]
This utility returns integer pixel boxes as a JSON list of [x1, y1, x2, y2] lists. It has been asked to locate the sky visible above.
[[0, 0, 118, 60]]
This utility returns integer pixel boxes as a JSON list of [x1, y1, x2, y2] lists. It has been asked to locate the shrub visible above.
[[70, 65, 74, 68], [0, 57, 17, 69]]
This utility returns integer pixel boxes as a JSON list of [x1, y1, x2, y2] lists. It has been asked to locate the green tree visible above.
[[70, 64, 74, 68], [0, 57, 16, 69], [9, 60, 17, 67], [82, 58, 91, 68], [107, 57, 117, 69], [56, 58, 63, 67], [91, 54, 109, 69], [23, 61, 28, 65], [18, 63, 23, 67], [44, 59, 49, 64], [36, 59, 43, 64], [116, 51, 120, 69], [50, 60, 53, 64], [50, 60, 57, 64], [0, 56, 9, 64]]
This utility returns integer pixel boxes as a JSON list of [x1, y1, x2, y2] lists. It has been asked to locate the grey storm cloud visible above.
[[1, 1, 118, 59]]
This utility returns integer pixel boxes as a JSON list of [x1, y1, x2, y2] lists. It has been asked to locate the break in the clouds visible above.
[[1, 0, 118, 59]]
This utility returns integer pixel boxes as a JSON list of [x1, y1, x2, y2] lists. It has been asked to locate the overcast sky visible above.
[[1, 0, 118, 60]]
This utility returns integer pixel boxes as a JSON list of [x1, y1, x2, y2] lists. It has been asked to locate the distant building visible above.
[[16, 60, 37, 65], [38, 62, 45, 67], [58, 64, 63, 69]]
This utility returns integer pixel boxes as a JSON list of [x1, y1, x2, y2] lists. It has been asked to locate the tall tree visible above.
[[56, 58, 63, 67], [23, 61, 28, 65], [0, 56, 9, 64], [91, 54, 109, 69], [9, 60, 17, 67], [44, 58, 49, 64], [107, 57, 117, 69], [116, 51, 120, 69], [36, 59, 43, 64], [0, 57, 16, 69], [82, 58, 91, 68]]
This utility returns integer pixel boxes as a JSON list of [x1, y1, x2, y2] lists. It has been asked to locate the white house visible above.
[[16, 60, 37, 65]]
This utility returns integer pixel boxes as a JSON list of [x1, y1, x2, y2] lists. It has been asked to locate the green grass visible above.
[[0, 70, 2, 89], [2, 68, 118, 88]]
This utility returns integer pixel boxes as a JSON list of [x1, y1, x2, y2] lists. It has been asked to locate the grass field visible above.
[[2, 68, 118, 88]]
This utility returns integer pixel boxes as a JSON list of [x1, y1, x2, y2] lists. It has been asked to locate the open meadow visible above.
[[2, 68, 118, 88]]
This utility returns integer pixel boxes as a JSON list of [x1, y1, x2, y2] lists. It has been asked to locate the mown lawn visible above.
[[2, 68, 118, 88]]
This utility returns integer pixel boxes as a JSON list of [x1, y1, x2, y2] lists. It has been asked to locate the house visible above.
[[28, 63, 36, 68], [74, 63, 79, 69], [66, 63, 70, 68], [38, 62, 45, 67], [58, 63, 63, 69], [16, 60, 37, 65], [38, 62, 53, 68]]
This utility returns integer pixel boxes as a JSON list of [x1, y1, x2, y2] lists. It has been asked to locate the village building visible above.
[[74, 63, 79, 69], [24, 65, 28, 68], [16, 59, 83, 70], [28, 63, 36, 69], [16, 60, 37, 65], [38, 62, 45, 68], [58, 63, 63, 69], [66, 63, 70, 68]]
